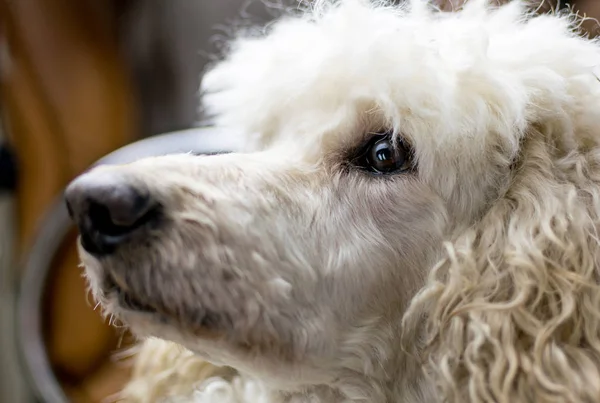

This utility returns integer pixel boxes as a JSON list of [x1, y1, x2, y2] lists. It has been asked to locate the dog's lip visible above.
[[101, 273, 225, 337], [105, 274, 157, 314], [117, 290, 157, 313]]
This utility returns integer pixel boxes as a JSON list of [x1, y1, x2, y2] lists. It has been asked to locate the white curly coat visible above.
[[75, 1, 600, 402]]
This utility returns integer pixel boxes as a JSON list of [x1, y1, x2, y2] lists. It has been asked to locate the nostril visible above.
[[77, 200, 160, 256], [87, 200, 159, 237], [89, 202, 132, 237]]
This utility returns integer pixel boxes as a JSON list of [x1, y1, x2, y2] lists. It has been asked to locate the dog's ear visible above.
[[404, 126, 600, 402]]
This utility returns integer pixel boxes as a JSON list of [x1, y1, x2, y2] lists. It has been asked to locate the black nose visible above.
[[65, 171, 158, 256]]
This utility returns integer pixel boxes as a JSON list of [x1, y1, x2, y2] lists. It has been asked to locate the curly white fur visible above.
[[69, 0, 600, 402]]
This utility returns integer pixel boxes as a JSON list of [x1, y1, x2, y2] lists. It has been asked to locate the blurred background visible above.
[[0, 0, 598, 402]]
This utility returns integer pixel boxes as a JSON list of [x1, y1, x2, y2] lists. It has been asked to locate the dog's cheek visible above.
[[314, 177, 448, 322]]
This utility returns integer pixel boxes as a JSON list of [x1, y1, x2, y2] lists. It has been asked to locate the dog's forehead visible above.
[[202, 0, 600, 160]]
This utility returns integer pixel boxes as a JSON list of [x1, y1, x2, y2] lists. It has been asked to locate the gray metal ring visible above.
[[17, 127, 241, 403]]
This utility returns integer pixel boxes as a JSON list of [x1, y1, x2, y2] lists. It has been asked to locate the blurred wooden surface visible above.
[[1, 0, 138, 253], [0, 0, 138, 400]]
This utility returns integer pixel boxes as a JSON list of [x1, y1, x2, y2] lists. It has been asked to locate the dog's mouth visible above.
[[97, 269, 227, 339], [104, 274, 157, 314]]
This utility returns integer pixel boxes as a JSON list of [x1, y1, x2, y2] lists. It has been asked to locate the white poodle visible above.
[[65, 1, 600, 402]]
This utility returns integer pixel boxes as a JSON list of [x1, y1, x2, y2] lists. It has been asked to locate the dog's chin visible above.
[[97, 277, 172, 337]]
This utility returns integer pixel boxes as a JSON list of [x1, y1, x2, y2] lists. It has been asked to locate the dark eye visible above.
[[355, 133, 412, 174]]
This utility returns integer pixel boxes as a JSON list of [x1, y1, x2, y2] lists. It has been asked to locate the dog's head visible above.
[[66, 0, 600, 400]]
